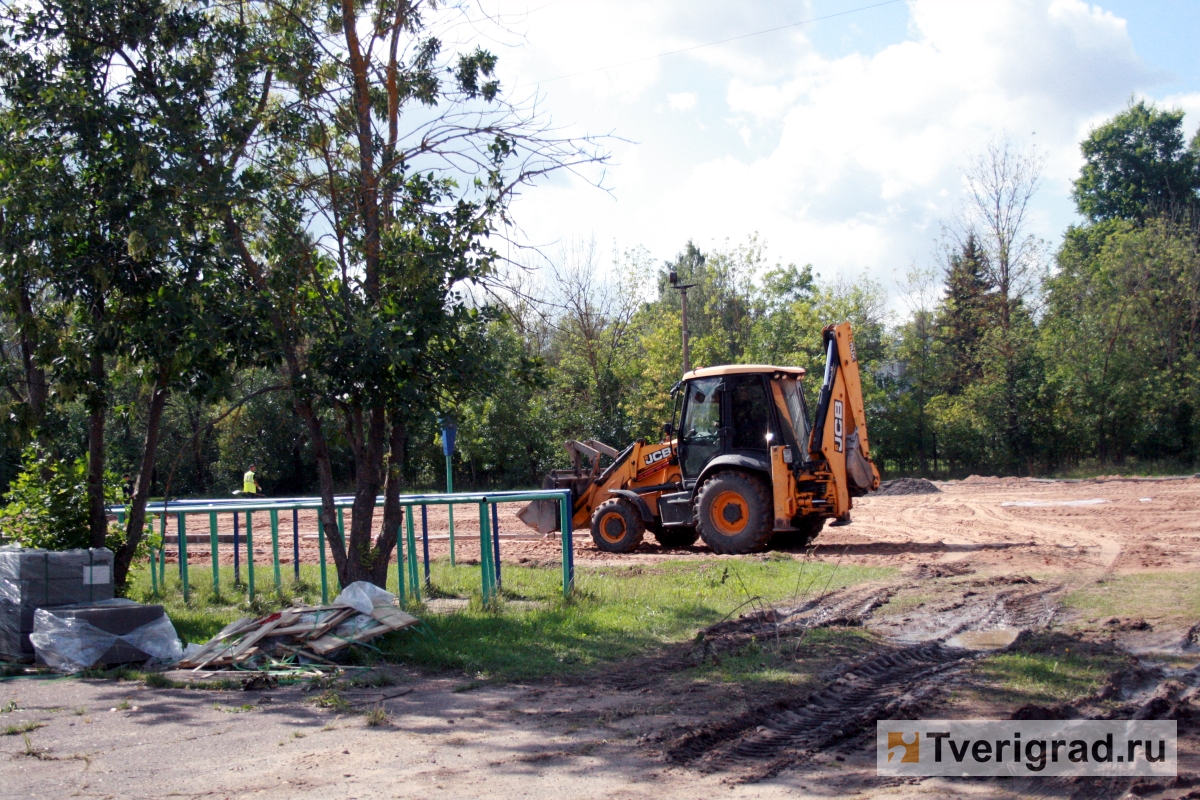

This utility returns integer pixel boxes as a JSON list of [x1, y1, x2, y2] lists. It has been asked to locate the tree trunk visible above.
[[15, 282, 46, 424], [292, 394, 346, 578], [86, 341, 108, 550], [115, 374, 170, 589], [373, 418, 405, 588], [345, 405, 386, 585]]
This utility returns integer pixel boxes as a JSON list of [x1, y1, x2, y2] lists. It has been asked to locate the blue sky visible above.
[[482, 1, 1200, 296]]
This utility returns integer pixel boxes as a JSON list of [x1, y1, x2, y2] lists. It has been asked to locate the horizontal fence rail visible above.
[[111, 490, 573, 605]]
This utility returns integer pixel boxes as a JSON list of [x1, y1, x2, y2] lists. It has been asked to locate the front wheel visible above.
[[590, 499, 645, 553], [695, 471, 774, 555]]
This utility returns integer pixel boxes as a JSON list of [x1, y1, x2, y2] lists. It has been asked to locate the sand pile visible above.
[[874, 477, 941, 496]]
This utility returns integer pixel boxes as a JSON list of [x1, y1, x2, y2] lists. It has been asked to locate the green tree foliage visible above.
[[1073, 100, 1200, 222], [0, 445, 126, 551]]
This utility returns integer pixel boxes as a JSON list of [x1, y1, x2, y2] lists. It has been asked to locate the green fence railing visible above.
[[113, 490, 574, 605]]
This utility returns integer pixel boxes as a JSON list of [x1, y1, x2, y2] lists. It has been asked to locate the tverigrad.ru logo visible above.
[[878, 721, 1176, 777]]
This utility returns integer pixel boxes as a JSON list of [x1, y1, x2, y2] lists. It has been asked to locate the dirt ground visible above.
[[7, 475, 1200, 799], [161, 474, 1200, 573]]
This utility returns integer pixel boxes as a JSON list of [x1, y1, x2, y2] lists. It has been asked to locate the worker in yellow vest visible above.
[[243, 465, 261, 496]]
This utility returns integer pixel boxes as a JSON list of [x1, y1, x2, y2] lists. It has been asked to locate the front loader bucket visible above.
[[517, 500, 561, 534], [516, 468, 593, 534]]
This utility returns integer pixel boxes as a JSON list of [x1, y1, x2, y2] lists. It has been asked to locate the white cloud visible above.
[[492, 0, 1170, 293], [667, 92, 697, 111]]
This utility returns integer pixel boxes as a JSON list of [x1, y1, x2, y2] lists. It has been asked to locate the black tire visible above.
[[770, 515, 826, 550], [652, 526, 700, 547], [590, 499, 645, 553], [695, 471, 774, 555]]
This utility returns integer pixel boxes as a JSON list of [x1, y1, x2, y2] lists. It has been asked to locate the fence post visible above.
[[336, 506, 346, 593], [233, 512, 241, 586], [177, 512, 189, 604], [478, 500, 494, 604], [270, 509, 281, 596], [209, 512, 219, 595], [560, 492, 573, 597], [245, 511, 255, 602], [292, 508, 300, 582], [158, 513, 167, 590], [421, 505, 430, 590], [405, 507, 420, 602], [395, 514, 406, 605], [491, 502, 501, 592], [317, 513, 328, 604]]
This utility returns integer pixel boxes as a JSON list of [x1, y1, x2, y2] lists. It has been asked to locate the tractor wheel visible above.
[[590, 499, 646, 553], [770, 514, 826, 550], [652, 526, 700, 548], [695, 471, 774, 555]]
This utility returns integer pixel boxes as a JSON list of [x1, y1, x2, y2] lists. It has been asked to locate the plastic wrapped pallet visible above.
[[30, 600, 183, 672], [0, 546, 114, 605], [0, 546, 114, 661]]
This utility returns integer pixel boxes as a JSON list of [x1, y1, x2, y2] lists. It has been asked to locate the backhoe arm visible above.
[[808, 322, 880, 516]]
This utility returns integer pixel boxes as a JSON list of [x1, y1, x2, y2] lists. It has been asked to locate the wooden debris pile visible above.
[[179, 603, 417, 670]]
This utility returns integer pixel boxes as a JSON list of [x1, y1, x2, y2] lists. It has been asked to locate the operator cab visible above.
[[673, 365, 810, 488]]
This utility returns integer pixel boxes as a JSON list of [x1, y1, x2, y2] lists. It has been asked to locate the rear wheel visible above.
[[590, 499, 645, 553], [770, 514, 826, 550], [695, 471, 774, 555]]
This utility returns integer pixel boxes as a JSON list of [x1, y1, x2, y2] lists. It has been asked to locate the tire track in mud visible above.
[[667, 642, 976, 782], [662, 580, 1067, 781]]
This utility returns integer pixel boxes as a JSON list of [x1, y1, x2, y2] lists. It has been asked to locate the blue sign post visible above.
[[441, 417, 457, 565]]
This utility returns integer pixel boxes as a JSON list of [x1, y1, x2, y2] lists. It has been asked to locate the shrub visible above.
[[0, 443, 129, 552]]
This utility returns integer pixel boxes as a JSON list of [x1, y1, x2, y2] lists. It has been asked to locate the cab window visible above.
[[728, 375, 772, 451]]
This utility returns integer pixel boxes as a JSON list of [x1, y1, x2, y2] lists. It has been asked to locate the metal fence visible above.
[[112, 490, 573, 605]]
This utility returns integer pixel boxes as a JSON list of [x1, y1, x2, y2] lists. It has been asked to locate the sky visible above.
[[478, 0, 1200, 295]]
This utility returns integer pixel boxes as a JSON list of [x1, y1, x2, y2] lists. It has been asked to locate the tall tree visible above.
[[936, 232, 992, 396], [214, 0, 606, 587], [0, 0, 263, 583], [959, 136, 1047, 471], [1073, 100, 1200, 223]]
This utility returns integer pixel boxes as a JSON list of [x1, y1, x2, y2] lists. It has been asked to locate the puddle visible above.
[[946, 628, 1022, 650], [1001, 498, 1110, 508]]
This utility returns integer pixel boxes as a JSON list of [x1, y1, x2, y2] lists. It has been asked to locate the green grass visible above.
[[1064, 572, 1200, 622], [3, 720, 44, 735], [682, 626, 878, 686], [1046, 459, 1197, 480], [125, 564, 332, 644], [128, 555, 890, 682], [969, 632, 1134, 706], [375, 558, 892, 681]]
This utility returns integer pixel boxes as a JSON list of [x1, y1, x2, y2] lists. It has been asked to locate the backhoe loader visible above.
[[517, 322, 880, 554]]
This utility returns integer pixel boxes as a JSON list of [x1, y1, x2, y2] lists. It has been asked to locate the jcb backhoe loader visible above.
[[517, 322, 880, 555]]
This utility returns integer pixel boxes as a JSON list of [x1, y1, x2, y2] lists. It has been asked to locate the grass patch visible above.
[[124, 565, 331, 644], [377, 558, 891, 681], [972, 634, 1133, 706], [126, 555, 890, 683], [312, 690, 352, 713], [364, 706, 389, 727], [683, 626, 878, 686], [3, 720, 44, 735], [1065, 572, 1200, 622], [1045, 459, 1197, 480]]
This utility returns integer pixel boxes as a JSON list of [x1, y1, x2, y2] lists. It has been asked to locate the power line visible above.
[[535, 0, 903, 85]]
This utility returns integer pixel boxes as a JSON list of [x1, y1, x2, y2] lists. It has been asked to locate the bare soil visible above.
[[9, 476, 1200, 799], [161, 475, 1200, 574]]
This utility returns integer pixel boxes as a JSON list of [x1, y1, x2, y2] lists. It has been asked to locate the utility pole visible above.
[[669, 269, 697, 374]]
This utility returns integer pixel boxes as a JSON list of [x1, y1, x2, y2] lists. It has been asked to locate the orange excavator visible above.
[[517, 322, 880, 554]]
